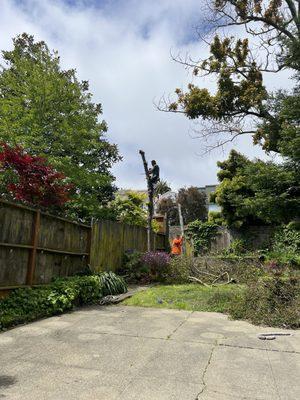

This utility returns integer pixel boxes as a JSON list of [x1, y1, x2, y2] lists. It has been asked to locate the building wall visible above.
[[198, 184, 221, 213]]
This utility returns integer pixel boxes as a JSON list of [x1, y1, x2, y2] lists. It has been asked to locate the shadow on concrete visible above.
[[0, 375, 17, 388]]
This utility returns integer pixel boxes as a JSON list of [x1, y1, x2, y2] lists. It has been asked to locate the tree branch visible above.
[[285, 0, 299, 29]]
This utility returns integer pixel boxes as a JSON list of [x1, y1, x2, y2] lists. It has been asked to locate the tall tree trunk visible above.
[[139, 150, 154, 251]]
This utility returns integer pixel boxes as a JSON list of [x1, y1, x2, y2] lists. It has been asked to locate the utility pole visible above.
[[139, 150, 154, 251]]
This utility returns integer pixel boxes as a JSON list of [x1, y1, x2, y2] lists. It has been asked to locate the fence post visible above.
[[86, 220, 93, 266], [26, 209, 41, 286]]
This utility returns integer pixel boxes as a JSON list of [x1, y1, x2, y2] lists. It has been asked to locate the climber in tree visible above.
[[139, 151, 160, 251], [149, 160, 160, 187]]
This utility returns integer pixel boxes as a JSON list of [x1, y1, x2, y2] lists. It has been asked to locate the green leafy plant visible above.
[[185, 220, 219, 255], [274, 225, 300, 254], [222, 239, 247, 256], [99, 271, 128, 296], [265, 225, 300, 268], [108, 191, 148, 227], [0, 273, 127, 330], [213, 151, 299, 228], [118, 251, 150, 283], [208, 211, 226, 226]]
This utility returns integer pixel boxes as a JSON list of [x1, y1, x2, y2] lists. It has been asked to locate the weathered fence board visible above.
[[0, 200, 90, 287], [90, 220, 166, 272], [0, 200, 167, 288]]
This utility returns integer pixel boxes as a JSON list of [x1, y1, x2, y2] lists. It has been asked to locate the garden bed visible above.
[[0, 272, 127, 331]]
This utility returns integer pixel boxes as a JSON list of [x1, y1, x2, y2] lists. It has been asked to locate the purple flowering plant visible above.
[[141, 251, 170, 280], [141, 251, 170, 268]]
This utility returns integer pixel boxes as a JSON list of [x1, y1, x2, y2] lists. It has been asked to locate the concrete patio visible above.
[[0, 305, 299, 399]]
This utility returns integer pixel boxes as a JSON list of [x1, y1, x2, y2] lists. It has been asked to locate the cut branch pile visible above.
[[188, 266, 234, 287]]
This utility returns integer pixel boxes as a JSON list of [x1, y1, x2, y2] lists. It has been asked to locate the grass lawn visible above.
[[123, 284, 245, 313]]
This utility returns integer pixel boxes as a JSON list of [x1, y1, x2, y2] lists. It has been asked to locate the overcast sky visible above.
[[1, 0, 293, 190]]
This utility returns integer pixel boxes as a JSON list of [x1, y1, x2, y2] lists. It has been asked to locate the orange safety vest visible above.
[[171, 237, 183, 255]]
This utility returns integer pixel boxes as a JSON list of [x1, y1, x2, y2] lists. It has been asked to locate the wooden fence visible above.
[[0, 200, 90, 289], [90, 220, 166, 272], [0, 199, 166, 290]]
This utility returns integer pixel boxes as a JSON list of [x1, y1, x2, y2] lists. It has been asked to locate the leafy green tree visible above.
[[273, 87, 300, 164], [109, 191, 148, 227], [178, 186, 207, 224], [216, 150, 248, 181], [0, 34, 120, 220], [214, 150, 299, 228], [165, 1, 300, 161]]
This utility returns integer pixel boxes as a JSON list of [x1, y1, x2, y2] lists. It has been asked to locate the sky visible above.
[[0, 0, 293, 190]]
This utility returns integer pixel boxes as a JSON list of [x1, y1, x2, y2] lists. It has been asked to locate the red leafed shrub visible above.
[[0, 143, 72, 207]]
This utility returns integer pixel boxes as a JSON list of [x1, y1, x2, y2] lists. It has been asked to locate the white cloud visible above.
[[0, 0, 291, 190]]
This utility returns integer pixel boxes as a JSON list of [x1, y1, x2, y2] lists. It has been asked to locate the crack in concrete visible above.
[[59, 327, 299, 355], [195, 340, 217, 399], [166, 311, 193, 340], [114, 314, 195, 400], [207, 388, 265, 400], [218, 342, 299, 355]]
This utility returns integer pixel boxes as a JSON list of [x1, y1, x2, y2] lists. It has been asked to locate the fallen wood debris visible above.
[[188, 270, 234, 287]]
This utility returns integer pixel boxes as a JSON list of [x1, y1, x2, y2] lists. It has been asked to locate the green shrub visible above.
[[265, 225, 300, 269], [287, 220, 300, 231], [99, 271, 128, 296], [119, 251, 151, 283], [208, 211, 226, 226], [0, 273, 127, 330], [185, 220, 219, 255], [274, 225, 300, 254], [165, 255, 193, 283], [264, 251, 300, 269], [229, 275, 300, 328], [222, 239, 247, 256]]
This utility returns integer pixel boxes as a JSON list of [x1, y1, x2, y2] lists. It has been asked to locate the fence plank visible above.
[[90, 220, 166, 272], [0, 201, 91, 288], [26, 210, 41, 285]]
